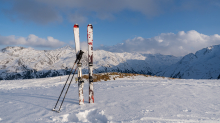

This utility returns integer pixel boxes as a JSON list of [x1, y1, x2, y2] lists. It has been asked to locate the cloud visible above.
[[2, 0, 62, 24], [0, 34, 65, 48], [68, 40, 88, 51], [98, 30, 220, 56], [67, 12, 87, 24], [3, 0, 218, 24], [79, 41, 88, 51]]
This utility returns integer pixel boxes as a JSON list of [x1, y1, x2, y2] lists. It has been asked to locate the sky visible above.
[[1, 0, 220, 56]]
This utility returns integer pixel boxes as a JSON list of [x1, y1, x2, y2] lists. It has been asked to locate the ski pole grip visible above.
[[75, 50, 84, 63]]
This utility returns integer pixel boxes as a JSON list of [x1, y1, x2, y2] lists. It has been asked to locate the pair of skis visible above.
[[75, 24, 94, 105], [52, 24, 94, 113]]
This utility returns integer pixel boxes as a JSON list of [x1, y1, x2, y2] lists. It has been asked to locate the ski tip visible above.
[[88, 24, 93, 29], [88, 24, 92, 26], [74, 24, 79, 28]]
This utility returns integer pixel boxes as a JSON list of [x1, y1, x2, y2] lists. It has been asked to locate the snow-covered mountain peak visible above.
[[160, 44, 220, 79], [1, 46, 28, 53], [58, 45, 74, 51], [207, 46, 213, 50], [195, 44, 220, 58]]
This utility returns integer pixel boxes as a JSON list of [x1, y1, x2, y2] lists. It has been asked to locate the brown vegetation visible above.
[[77, 72, 177, 82]]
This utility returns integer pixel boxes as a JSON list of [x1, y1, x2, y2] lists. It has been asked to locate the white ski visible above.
[[74, 24, 84, 105], [87, 24, 94, 103]]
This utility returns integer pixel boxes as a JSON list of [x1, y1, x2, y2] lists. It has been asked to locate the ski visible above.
[[74, 24, 84, 105], [87, 24, 94, 103]]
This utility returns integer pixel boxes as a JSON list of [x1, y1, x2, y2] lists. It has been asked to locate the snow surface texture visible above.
[[0, 46, 180, 80], [159, 45, 220, 79], [0, 75, 220, 122]]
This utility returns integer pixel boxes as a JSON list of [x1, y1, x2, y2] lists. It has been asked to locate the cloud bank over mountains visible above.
[[98, 30, 220, 56], [0, 34, 65, 48], [1, 30, 220, 56]]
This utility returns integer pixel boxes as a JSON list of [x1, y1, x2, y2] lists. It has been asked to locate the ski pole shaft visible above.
[[58, 68, 77, 112], [53, 62, 76, 110]]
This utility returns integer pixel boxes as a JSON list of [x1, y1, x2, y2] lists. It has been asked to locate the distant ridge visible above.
[[0, 44, 219, 80], [158, 44, 220, 79]]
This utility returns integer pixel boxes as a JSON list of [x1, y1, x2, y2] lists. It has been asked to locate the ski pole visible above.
[[52, 62, 77, 110], [54, 50, 84, 112], [57, 67, 78, 112], [52, 52, 83, 111]]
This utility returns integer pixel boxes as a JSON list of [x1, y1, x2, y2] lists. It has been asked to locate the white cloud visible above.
[[67, 12, 87, 24], [69, 41, 88, 51], [98, 30, 220, 56], [80, 41, 88, 51], [0, 34, 65, 48], [69, 40, 75, 46]]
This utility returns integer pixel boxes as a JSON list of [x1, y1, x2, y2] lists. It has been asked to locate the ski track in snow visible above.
[[0, 75, 220, 123]]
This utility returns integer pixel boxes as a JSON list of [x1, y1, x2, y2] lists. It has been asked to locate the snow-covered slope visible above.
[[0, 46, 180, 80], [93, 51, 180, 74], [159, 44, 220, 79], [1, 75, 220, 122]]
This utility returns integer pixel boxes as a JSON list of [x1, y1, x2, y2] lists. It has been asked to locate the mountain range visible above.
[[158, 45, 220, 79], [0, 44, 219, 80]]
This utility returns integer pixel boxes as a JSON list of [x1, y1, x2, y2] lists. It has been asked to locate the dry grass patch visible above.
[[77, 72, 178, 82], [81, 73, 111, 82]]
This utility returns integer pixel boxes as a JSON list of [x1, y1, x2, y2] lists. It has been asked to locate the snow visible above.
[[1, 75, 220, 122]]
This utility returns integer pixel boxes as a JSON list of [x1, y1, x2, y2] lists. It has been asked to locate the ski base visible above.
[[89, 81, 94, 103], [78, 81, 84, 105]]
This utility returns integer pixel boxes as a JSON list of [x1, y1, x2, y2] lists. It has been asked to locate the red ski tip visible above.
[[88, 24, 92, 26], [74, 24, 79, 28], [87, 24, 93, 29]]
